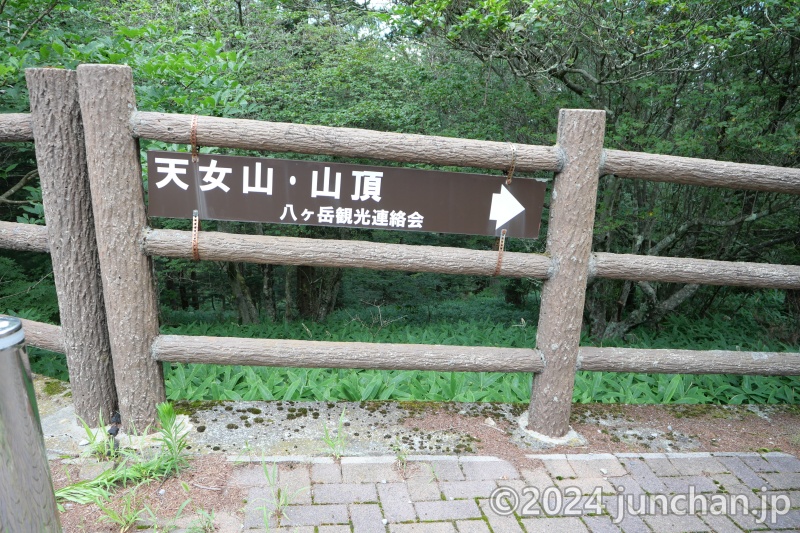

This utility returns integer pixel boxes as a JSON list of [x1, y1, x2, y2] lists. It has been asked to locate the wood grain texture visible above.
[[27, 68, 118, 425], [529, 109, 606, 438], [579, 347, 800, 375], [18, 318, 63, 353], [77, 64, 165, 431], [0, 113, 33, 142], [142, 228, 553, 279], [592, 253, 800, 289], [0, 333, 61, 533], [0, 221, 49, 252], [603, 149, 800, 195], [153, 335, 545, 373], [131, 111, 563, 172]]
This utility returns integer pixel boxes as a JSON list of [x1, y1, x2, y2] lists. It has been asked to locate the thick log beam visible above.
[[28, 68, 118, 424], [153, 335, 544, 373], [603, 149, 800, 195], [579, 347, 800, 376], [142, 228, 553, 279], [131, 111, 563, 173], [17, 318, 64, 354], [0, 221, 49, 252], [592, 253, 800, 289], [0, 113, 33, 142]]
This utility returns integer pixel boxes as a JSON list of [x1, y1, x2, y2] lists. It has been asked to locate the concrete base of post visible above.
[[518, 411, 586, 447]]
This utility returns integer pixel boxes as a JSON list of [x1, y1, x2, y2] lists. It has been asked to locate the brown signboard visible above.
[[146, 151, 546, 238]]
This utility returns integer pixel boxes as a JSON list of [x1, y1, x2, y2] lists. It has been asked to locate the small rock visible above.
[[382, 519, 388, 525], [158, 489, 166, 496], [64, 504, 73, 510], [667, 425, 673, 431], [381, 479, 387, 484], [485, 417, 496, 427], [600, 468, 608, 475], [650, 433, 658, 438], [78, 439, 89, 446]]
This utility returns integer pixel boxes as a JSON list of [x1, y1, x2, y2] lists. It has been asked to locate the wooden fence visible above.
[[1, 65, 799, 438]]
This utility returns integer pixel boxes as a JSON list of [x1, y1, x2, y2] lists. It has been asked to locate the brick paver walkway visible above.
[[218, 452, 800, 532]]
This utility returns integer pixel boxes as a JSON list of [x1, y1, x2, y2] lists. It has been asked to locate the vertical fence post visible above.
[[26, 68, 118, 425], [76, 64, 164, 430], [528, 109, 605, 438]]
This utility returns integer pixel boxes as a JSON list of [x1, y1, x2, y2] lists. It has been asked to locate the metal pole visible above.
[[0, 316, 61, 533]]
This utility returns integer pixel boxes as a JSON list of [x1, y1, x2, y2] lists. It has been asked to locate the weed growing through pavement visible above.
[[96, 489, 146, 532], [322, 408, 348, 461], [391, 438, 411, 479], [258, 460, 309, 528]]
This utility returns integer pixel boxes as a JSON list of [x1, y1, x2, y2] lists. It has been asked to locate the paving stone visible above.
[[606, 475, 645, 498], [668, 456, 727, 476], [567, 454, 627, 478], [228, 465, 266, 488], [581, 515, 623, 533], [343, 461, 402, 483], [520, 468, 556, 489], [318, 526, 352, 533], [390, 523, 456, 533], [430, 460, 466, 481], [455, 520, 491, 533], [699, 513, 745, 533], [741, 455, 778, 473], [311, 462, 342, 483], [601, 496, 651, 533], [643, 457, 681, 477], [378, 482, 417, 522], [554, 476, 614, 496], [478, 500, 525, 533], [763, 453, 800, 473], [441, 480, 498, 499], [278, 463, 311, 504], [760, 473, 800, 490], [540, 457, 577, 480], [313, 482, 378, 504], [661, 475, 719, 494], [415, 499, 482, 521], [350, 503, 385, 533], [642, 513, 711, 532], [767, 508, 800, 529], [623, 458, 667, 494], [461, 459, 519, 481], [281, 504, 350, 527], [717, 456, 767, 490], [406, 468, 443, 501], [243, 487, 277, 530], [727, 508, 771, 531], [520, 516, 589, 533]]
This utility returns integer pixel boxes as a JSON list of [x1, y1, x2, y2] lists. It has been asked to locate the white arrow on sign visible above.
[[489, 185, 525, 229]]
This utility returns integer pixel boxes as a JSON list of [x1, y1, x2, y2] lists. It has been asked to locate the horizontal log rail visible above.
[[152, 334, 799, 376], [591, 253, 800, 289], [142, 228, 553, 279], [143, 228, 800, 289], [131, 111, 563, 173], [0, 221, 49, 252], [0, 113, 33, 142], [579, 347, 800, 376], [603, 149, 800, 195], [131, 111, 800, 195], [152, 335, 545, 373], [18, 318, 64, 353]]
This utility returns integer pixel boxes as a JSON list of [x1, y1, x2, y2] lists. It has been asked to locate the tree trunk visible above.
[[226, 262, 259, 324], [261, 263, 277, 321], [296, 265, 342, 322]]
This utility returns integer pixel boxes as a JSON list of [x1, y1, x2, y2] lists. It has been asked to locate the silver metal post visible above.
[[0, 315, 61, 532]]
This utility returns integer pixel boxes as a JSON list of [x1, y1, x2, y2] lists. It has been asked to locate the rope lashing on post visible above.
[[493, 229, 507, 276], [191, 209, 201, 261]]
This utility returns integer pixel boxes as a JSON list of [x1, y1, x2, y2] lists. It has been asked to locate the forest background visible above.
[[1, 0, 798, 406]]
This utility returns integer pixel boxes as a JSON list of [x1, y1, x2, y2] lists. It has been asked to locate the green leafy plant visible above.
[[96, 489, 147, 532], [322, 408, 348, 460], [258, 461, 309, 528]]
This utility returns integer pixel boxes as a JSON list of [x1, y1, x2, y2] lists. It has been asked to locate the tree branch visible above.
[[16, 0, 59, 45], [0, 169, 37, 204]]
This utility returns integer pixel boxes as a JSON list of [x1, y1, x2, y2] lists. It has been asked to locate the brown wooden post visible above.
[[26, 68, 118, 425], [76, 64, 164, 430], [528, 109, 605, 438]]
